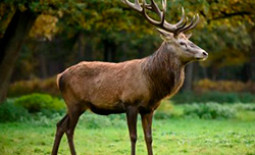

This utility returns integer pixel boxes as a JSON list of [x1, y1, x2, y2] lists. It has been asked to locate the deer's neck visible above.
[[143, 42, 185, 103]]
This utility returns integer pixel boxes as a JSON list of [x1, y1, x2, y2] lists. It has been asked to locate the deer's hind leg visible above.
[[66, 106, 85, 155], [52, 114, 69, 155], [51, 103, 85, 155]]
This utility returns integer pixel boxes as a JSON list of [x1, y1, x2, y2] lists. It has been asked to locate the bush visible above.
[[183, 103, 235, 119], [233, 103, 255, 111], [154, 100, 182, 119], [193, 79, 255, 94], [8, 77, 59, 97], [172, 91, 255, 104], [14, 93, 65, 113], [0, 93, 66, 123], [238, 93, 255, 103], [0, 99, 30, 122]]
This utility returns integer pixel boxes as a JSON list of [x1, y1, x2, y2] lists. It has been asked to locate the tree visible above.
[[0, 8, 37, 102]]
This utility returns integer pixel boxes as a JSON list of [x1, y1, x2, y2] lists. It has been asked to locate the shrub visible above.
[[0, 99, 30, 122], [8, 76, 59, 97], [233, 103, 255, 111], [30, 110, 66, 126], [79, 113, 113, 129], [193, 79, 255, 94], [14, 93, 65, 113], [154, 100, 182, 119], [183, 103, 235, 119], [154, 111, 172, 120], [238, 93, 255, 103], [172, 91, 255, 104]]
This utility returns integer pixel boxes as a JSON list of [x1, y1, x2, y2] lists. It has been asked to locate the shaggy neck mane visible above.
[[143, 42, 185, 103]]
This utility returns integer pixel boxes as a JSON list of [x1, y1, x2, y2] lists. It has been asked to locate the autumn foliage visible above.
[[194, 79, 255, 94]]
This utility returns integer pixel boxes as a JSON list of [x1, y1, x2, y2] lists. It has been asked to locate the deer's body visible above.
[[51, 1, 208, 155], [58, 43, 184, 115], [58, 59, 149, 114]]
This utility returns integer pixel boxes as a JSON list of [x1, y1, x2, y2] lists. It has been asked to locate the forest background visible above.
[[0, 0, 255, 101]]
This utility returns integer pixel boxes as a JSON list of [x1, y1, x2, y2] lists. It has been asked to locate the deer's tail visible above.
[[56, 73, 62, 90]]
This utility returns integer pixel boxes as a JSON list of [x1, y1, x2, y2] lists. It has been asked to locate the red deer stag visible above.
[[51, 0, 208, 155]]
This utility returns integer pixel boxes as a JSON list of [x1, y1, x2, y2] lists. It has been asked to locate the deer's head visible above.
[[122, 0, 208, 63]]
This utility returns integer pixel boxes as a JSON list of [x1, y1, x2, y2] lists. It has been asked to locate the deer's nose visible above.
[[202, 51, 208, 56]]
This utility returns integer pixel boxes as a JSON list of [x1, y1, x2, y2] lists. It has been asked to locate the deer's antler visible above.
[[122, 0, 199, 36]]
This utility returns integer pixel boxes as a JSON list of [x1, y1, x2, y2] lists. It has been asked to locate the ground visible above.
[[1, 115, 255, 155]]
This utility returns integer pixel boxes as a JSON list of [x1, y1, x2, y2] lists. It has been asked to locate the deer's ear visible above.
[[156, 28, 172, 40], [185, 33, 192, 39]]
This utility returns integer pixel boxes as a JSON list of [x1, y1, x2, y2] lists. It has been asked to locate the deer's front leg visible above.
[[141, 111, 154, 155], [126, 106, 138, 155]]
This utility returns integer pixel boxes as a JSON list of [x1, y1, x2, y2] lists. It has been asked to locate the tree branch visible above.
[[206, 11, 252, 23]]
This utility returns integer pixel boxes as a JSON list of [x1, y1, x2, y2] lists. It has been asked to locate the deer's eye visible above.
[[180, 42, 187, 47]]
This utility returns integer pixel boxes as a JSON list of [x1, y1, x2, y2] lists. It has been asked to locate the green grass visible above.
[[1, 115, 255, 155]]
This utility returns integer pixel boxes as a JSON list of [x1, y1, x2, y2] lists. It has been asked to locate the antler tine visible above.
[[134, 0, 140, 5], [122, 0, 143, 12], [162, 0, 167, 12], [175, 7, 186, 27], [174, 17, 189, 36], [160, 0, 166, 26], [182, 14, 200, 33], [142, 0, 162, 25], [161, 7, 187, 32], [180, 14, 199, 33], [150, 0, 162, 17]]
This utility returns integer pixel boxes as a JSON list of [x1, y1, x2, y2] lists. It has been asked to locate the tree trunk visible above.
[[103, 39, 117, 62], [39, 53, 48, 78], [0, 10, 37, 103], [249, 26, 255, 81], [103, 40, 109, 62], [202, 67, 208, 79], [84, 41, 93, 61], [182, 63, 194, 92], [242, 26, 255, 82], [77, 32, 85, 61], [110, 42, 116, 62]]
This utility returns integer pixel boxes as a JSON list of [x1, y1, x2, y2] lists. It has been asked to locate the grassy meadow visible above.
[[1, 116, 255, 155], [1, 97, 255, 155]]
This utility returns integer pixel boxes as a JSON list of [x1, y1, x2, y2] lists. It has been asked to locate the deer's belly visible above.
[[87, 101, 126, 115]]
